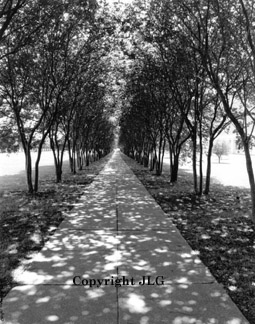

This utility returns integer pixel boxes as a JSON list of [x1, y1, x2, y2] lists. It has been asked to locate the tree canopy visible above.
[[1, 0, 255, 222]]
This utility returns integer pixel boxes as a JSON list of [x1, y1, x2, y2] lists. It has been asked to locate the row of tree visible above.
[[0, 0, 116, 193], [119, 0, 255, 222]]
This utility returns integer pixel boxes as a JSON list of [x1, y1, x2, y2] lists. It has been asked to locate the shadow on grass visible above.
[[0, 155, 112, 308]]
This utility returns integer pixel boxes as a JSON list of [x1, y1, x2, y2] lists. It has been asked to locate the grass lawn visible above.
[[122, 154, 255, 324]]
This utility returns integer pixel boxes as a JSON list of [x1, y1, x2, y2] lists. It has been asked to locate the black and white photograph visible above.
[[0, 0, 254, 323]]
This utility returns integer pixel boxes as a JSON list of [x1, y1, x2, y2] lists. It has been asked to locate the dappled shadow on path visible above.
[[2, 227, 248, 323], [115, 228, 248, 323], [3, 229, 248, 324]]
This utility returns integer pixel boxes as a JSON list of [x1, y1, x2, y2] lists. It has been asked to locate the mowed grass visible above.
[[122, 154, 255, 324], [0, 151, 70, 191], [0, 152, 112, 300]]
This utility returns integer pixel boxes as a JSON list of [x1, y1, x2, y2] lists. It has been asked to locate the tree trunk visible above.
[[143, 143, 149, 167], [24, 146, 33, 194], [204, 139, 213, 195], [72, 141, 76, 174], [170, 153, 180, 183], [77, 147, 83, 170], [67, 139, 73, 173], [243, 140, 255, 222], [159, 138, 166, 175], [192, 134, 198, 194], [50, 135, 67, 183], [156, 136, 164, 176], [150, 149, 156, 171], [198, 125, 203, 195], [93, 149, 97, 162], [58, 139, 67, 182], [34, 141, 45, 192], [139, 150, 143, 164], [85, 149, 90, 166]]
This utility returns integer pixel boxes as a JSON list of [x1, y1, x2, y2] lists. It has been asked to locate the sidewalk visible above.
[[1, 150, 249, 324]]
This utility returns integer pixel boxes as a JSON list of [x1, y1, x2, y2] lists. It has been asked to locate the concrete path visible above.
[[1, 150, 249, 324]]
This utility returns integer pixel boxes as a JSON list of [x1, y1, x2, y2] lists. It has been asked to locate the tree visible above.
[[0, 0, 98, 193], [129, 0, 229, 193], [0, 116, 19, 152], [213, 141, 229, 163], [0, 0, 27, 47], [203, 93, 230, 194], [48, 29, 100, 181], [174, 0, 255, 221]]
